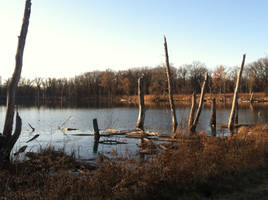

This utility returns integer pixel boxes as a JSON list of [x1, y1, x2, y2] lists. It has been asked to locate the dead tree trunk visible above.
[[234, 100, 239, 124], [93, 118, 100, 153], [228, 54, 246, 131], [0, 0, 31, 165], [189, 73, 208, 133], [250, 91, 254, 103], [136, 77, 145, 130], [164, 36, 178, 134], [188, 92, 196, 131], [210, 98, 216, 136], [210, 98, 216, 127]]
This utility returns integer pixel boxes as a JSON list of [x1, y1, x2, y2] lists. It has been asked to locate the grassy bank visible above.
[[1, 125, 268, 199]]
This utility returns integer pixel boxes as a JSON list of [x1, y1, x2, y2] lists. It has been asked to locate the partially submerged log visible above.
[[26, 134, 39, 143], [228, 54, 246, 131], [98, 140, 127, 145], [164, 36, 178, 134], [61, 128, 78, 131], [28, 123, 35, 132], [14, 145, 27, 156]]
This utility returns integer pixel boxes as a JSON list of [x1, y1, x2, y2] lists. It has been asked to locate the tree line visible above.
[[0, 57, 267, 106]]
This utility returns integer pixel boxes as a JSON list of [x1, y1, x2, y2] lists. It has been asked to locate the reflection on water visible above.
[[0, 104, 267, 159]]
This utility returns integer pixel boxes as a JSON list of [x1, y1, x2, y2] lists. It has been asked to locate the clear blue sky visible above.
[[0, 0, 267, 79]]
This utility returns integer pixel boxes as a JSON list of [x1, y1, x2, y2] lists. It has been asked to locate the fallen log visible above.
[[26, 134, 39, 143], [98, 140, 127, 145], [221, 124, 253, 128], [61, 128, 78, 131]]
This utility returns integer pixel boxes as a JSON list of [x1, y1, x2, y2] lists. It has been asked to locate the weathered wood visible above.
[[250, 92, 254, 103], [93, 118, 99, 137], [28, 122, 35, 132], [93, 118, 100, 153], [228, 54, 246, 131], [136, 77, 145, 130], [164, 36, 178, 134], [210, 98, 216, 136], [188, 92, 196, 130], [0, 0, 31, 165], [190, 73, 208, 133], [235, 100, 239, 124], [210, 98, 216, 128], [3, 0, 31, 136]]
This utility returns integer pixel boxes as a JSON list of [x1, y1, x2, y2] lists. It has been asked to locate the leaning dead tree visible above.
[[136, 77, 145, 130], [0, 0, 31, 165], [228, 54, 246, 131], [189, 73, 208, 133], [164, 36, 178, 134]]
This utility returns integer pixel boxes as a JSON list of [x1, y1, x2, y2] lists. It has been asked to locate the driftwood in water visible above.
[[58, 116, 72, 129], [0, 0, 31, 165], [188, 92, 196, 131], [98, 140, 127, 145], [189, 73, 208, 133], [136, 77, 145, 130], [228, 54, 246, 131], [221, 123, 252, 128], [28, 123, 35, 132], [14, 145, 27, 156], [210, 98, 216, 136], [26, 134, 39, 143], [61, 128, 78, 131], [164, 36, 178, 134]]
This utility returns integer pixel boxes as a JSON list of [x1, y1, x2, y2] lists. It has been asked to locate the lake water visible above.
[[0, 105, 267, 160]]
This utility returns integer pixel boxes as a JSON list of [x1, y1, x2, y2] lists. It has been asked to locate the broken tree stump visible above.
[[210, 98, 216, 136], [189, 73, 208, 133], [93, 118, 100, 153], [93, 118, 100, 137]]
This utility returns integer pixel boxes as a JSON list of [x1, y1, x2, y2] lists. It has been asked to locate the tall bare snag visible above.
[[136, 77, 145, 130], [0, 0, 31, 165], [164, 36, 178, 134], [228, 54, 246, 131]]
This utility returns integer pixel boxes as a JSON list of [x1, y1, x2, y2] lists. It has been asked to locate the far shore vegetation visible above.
[[0, 57, 268, 107]]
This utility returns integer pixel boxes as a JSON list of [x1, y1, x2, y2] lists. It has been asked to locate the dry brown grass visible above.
[[122, 92, 268, 107], [1, 128, 268, 199]]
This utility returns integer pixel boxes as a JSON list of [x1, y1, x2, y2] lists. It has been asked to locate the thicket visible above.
[[1, 127, 268, 199]]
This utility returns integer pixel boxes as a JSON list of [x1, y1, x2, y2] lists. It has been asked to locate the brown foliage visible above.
[[1, 132, 268, 199]]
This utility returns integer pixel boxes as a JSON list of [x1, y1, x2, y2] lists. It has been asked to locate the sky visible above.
[[0, 0, 268, 80]]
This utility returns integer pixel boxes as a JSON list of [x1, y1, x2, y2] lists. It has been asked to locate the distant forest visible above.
[[0, 57, 267, 106]]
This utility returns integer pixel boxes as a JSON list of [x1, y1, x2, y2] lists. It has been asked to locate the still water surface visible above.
[[0, 105, 267, 159]]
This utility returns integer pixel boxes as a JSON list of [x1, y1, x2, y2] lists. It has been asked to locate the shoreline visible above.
[[119, 92, 268, 107]]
